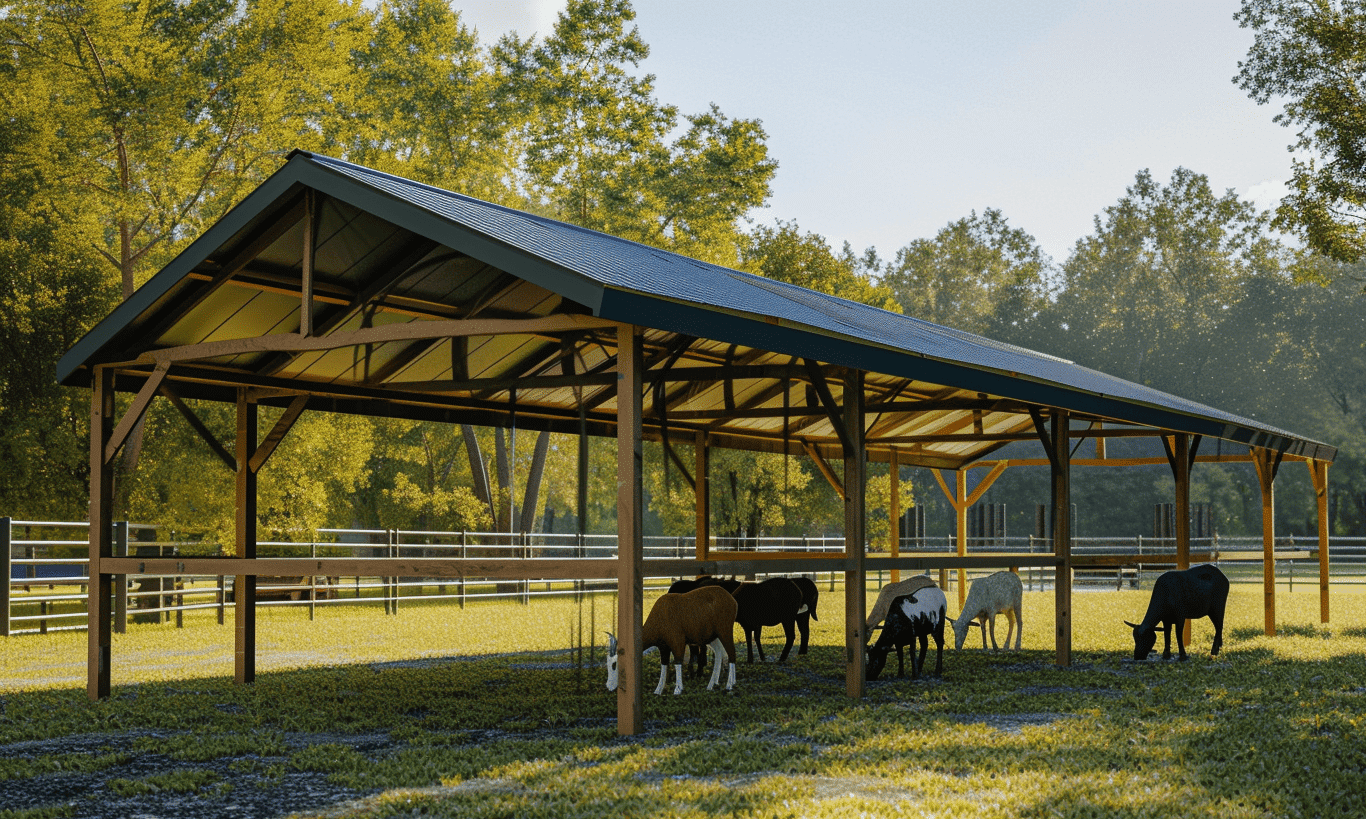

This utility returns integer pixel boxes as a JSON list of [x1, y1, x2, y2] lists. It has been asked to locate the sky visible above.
[[455, 0, 1295, 265]]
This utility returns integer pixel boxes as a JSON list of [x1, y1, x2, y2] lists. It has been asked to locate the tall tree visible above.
[[882, 208, 1054, 339], [1042, 168, 1285, 396], [1235, 0, 1366, 263], [742, 220, 900, 311]]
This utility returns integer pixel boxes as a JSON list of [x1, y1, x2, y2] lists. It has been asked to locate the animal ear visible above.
[[1123, 621, 1139, 629]]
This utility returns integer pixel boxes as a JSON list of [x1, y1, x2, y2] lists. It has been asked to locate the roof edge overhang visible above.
[[598, 288, 1338, 463]]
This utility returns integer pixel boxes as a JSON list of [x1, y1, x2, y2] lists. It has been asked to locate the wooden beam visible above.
[[843, 368, 866, 698], [804, 359, 856, 455], [159, 384, 237, 472], [235, 390, 258, 685], [1310, 459, 1331, 624], [1252, 448, 1278, 636], [889, 447, 900, 583], [803, 439, 845, 500], [87, 367, 115, 701], [141, 314, 617, 364], [402, 372, 617, 394], [104, 361, 170, 465], [695, 430, 710, 560], [1172, 433, 1192, 647], [248, 395, 309, 473], [1050, 409, 1072, 667], [301, 189, 315, 337], [616, 324, 644, 736]]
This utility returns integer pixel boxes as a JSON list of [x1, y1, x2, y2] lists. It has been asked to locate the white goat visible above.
[[865, 574, 939, 633], [950, 570, 1023, 651], [605, 586, 738, 695]]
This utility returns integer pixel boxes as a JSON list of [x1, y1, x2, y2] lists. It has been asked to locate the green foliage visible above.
[[1235, 0, 1366, 263], [106, 767, 225, 797], [0, 751, 129, 781], [883, 208, 1053, 336], [743, 220, 901, 312]]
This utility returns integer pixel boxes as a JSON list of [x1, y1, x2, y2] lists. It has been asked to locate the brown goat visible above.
[[606, 586, 739, 694]]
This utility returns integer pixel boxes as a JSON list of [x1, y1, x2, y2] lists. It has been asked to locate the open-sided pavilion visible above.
[[59, 152, 1337, 735]]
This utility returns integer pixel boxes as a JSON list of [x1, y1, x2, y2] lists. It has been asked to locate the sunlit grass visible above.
[[2, 580, 1365, 818]]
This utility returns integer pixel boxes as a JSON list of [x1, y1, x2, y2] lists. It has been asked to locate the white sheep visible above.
[[950, 570, 1023, 651], [605, 585, 738, 695], [865, 574, 939, 633]]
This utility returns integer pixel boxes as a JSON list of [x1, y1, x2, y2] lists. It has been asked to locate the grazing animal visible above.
[[1125, 564, 1229, 661], [605, 586, 738, 694], [866, 586, 947, 681], [668, 576, 740, 675], [789, 576, 820, 656], [950, 570, 1024, 651], [732, 577, 808, 663], [865, 575, 939, 633]]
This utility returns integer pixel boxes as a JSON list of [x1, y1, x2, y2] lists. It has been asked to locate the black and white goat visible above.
[[1124, 563, 1229, 661], [865, 585, 947, 681], [605, 586, 738, 694]]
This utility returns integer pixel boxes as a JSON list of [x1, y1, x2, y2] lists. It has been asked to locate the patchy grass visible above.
[[0, 582, 1364, 817]]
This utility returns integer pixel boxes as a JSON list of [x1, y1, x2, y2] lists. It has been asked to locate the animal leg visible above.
[[1160, 623, 1173, 661], [797, 613, 811, 655], [913, 633, 928, 680], [725, 661, 736, 691], [932, 626, 944, 676], [1210, 613, 1224, 656], [979, 616, 989, 650], [1176, 619, 1188, 661], [778, 621, 796, 663], [706, 638, 725, 690], [672, 664, 684, 695], [988, 613, 1000, 650], [1013, 605, 1022, 650], [653, 663, 669, 695]]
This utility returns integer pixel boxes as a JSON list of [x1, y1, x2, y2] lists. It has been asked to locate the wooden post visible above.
[[1050, 410, 1072, 667], [88, 367, 115, 700], [843, 368, 866, 697], [234, 389, 258, 685], [1309, 459, 1330, 623], [616, 324, 644, 736], [695, 430, 710, 561], [889, 447, 900, 584], [1, 516, 10, 638], [1252, 448, 1279, 636], [1173, 434, 1192, 648], [113, 521, 128, 634], [955, 470, 968, 608], [301, 189, 315, 337]]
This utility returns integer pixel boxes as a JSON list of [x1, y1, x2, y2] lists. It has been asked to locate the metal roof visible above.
[[58, 150, 1336, 468]]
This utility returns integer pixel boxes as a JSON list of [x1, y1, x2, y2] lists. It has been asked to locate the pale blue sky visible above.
[[457, 1, 1295, 265]]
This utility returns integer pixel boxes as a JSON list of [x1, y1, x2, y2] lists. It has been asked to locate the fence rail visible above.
[[3, 518, 1356, 636]]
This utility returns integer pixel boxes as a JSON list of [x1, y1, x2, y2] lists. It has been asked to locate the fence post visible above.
[[389, 528, 398, 616], [309, 539, 316, 622], [459, 530, 467, 610], [1, 516, 9, 637], [113, 522, 128, 634]]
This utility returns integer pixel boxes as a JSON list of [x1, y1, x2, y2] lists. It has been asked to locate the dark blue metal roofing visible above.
[[58, 151, 1336, 462]]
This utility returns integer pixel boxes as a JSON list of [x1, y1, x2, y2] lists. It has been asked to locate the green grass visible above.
[[1, 583, 1364, 817]]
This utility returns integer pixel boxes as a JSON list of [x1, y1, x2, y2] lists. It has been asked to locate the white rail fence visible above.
[[2, 517, 1352, 636]]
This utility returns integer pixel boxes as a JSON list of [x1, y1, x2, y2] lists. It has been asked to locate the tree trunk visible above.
[[519, 431, 551, 533], [462, 424, 495, 523]]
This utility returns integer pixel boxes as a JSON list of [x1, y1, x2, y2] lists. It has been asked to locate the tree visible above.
[[1042, 168, 1286, 396], [742, 220, 900, 311], [882, 208, 1054, 339], [1235, 0, 1366, 263]]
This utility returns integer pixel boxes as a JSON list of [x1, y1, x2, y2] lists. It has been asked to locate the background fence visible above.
[[2, 517, 1354, 636]]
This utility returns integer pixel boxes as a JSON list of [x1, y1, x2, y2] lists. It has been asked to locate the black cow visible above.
[[866, 586, 947, 681], [732, 577, 807, 663], [1124, 564, 1229, 661]]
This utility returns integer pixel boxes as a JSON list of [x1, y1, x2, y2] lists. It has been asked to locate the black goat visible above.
[[1124, 564, 1229, 661], [866, 586, 946, 681], [789, 576, 819, 656], [732, 577, 807, 663]]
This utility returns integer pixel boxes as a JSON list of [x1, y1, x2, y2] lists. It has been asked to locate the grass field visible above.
[[1, 581, 1364, 818]]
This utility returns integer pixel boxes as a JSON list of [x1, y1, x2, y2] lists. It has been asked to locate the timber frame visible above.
[[64, 152, 1337, 734]]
